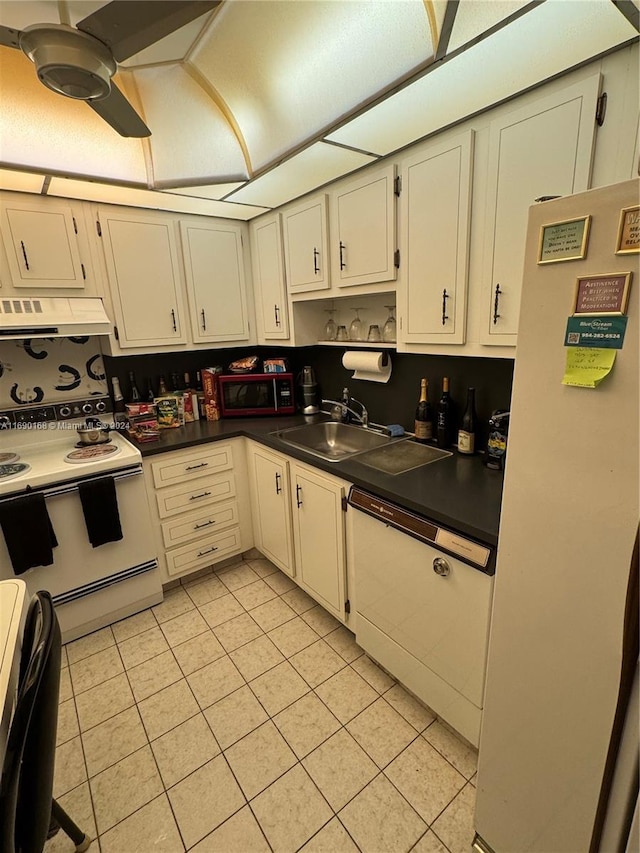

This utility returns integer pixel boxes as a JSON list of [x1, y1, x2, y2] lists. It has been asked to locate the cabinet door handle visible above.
[[339, 241, 346, 270], [275, 471, 282, 494], [441, 288, 449, 326], [197, 546, 218, 558], [189, 491, 212, 501], [194, 519, 215, 530], [20, 241, 30, 271], [493, 284, 502, 325], [313, 247, 320, 274], [171, 309, 177, 332], [296, 484, 303, 508], [201, 308, 207, 331], [274, 304, 281, 327], [185, 462, 208, 471]]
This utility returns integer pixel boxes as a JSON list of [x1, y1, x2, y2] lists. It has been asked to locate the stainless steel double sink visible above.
[[272, 421, 451, 472]]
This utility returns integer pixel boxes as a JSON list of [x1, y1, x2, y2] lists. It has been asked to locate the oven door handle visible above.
[[0, 464, 144, 503]]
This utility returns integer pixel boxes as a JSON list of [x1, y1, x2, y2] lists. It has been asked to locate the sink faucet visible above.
[[321, 387, 369, 427]]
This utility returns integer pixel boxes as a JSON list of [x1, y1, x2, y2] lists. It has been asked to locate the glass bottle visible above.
[[458, 387, 477, 455], [158, 375, 169, 395], [436, 377, 453, 448], [128, 371, 142, 404], [414, 379, 433, 442], [111, 377, 125, 413]]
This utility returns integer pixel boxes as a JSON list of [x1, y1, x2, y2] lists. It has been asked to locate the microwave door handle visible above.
[[273, 379, 278, 412]]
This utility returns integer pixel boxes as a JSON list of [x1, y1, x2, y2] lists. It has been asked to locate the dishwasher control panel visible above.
[[347, 486, 495, 574]]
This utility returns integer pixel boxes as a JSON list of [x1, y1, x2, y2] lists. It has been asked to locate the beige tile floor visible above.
[[46, 556, 478, 853]]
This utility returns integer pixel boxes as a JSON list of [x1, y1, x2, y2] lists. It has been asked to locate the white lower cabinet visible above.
[[247, 443, 295, 577], [290, 462, 347, 621], [246, 442, 349, 621], [144, 440, 253, 582]]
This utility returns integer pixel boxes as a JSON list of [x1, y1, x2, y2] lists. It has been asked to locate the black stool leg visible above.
[[51, 799, 91, 852]]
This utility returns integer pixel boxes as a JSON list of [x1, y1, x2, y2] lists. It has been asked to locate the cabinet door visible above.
[[0, 200, 85, 288], [291, 464, 346, 620], [249, 446, 295, 576], [400, 131, 473, 345], [180, 221, 250, 343], [99, 208, 187, 348], [251, 213, 289, 339], [331, 163, 397, 288], [480, 74, 600, 345], [283, 195, 330, 294]]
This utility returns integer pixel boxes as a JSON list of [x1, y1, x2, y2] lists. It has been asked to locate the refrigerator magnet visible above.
[[537, 215, 591, 264], [615, 205, 640, 254], [572, 272, 633, 316]]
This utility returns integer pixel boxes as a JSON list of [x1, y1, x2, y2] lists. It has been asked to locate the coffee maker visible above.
[[298, 366, 320, 415]]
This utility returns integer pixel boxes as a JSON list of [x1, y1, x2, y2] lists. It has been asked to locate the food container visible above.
[[76, 418, 111, 445]]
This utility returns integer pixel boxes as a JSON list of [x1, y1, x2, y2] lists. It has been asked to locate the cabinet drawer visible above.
[[151, 443, 233, 489], [166, 527, 242, 577], [156, 472, 236, 519], [161, 500, 239, 548]]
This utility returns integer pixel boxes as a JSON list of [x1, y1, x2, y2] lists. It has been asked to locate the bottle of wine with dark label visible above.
[[128, 371, 142, 404], [436, 377, 452, 448], [458, 387, 477, 454], [414, 378, 433, 442]]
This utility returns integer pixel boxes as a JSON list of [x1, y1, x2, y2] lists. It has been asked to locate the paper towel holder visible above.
[[342, 350, 392, 383]]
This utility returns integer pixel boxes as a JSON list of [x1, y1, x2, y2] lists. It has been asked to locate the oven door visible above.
[[0, 465, 162, 642]]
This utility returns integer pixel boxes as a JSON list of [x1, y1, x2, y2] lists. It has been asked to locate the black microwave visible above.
[[218, 373, 295, 417]]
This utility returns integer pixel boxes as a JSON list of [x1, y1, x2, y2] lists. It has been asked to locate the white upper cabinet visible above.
[[282, 194, 330, 294], [98, 207, 187, 348], [480, 74, 601, 346], [179, 220, 250, 344], [0, 196, 88, 289], [330, 163, 398, 288], [400, 130, 474, 346], [250, 212, 290, 340]]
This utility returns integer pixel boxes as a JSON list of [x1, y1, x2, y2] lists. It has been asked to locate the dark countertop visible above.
[[135, 415, 503, 547]]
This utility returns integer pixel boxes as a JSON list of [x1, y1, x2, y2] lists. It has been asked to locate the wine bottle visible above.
[[458, 387, 477, 455], [111, 377, 125, 413], [414, 378, 433, 442], [158, 375, 169, 395], [146, 379, 155, 403], [128, 371, 142, 404], [436, 377, 453, 448]]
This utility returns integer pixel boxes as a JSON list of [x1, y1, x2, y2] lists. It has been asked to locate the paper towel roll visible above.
[[342, 350, 392, 383]]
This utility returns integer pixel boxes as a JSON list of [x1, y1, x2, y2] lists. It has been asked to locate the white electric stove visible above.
[[0, 397, 162, 642]]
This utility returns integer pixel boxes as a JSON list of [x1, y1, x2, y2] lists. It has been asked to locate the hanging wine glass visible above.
[[382, 305, 397, 342], [349, 307, 364, 342], [322, 309, 338, 341]]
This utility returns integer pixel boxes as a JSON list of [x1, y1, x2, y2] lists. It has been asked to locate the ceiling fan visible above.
[[0, 0, 221, 137]]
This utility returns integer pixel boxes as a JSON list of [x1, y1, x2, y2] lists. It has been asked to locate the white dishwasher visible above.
[[347, 487, 495, 747]]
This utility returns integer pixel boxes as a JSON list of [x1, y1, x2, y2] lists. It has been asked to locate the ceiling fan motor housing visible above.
[[19, 23, 116, 101]]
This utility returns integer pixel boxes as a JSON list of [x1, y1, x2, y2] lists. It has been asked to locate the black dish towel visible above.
[[0, 492, 58, 575], [78, 476, 123, 548]]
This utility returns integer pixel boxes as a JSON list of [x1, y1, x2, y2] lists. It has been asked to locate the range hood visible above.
[[0, 296, 112, 339]]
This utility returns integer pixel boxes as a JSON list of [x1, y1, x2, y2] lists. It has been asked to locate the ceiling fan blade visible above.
[[87, 82, 151, 137], [0, 24, 21, 49], [76, 0, 222, 63]]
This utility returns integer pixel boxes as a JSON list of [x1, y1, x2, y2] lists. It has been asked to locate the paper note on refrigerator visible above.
[[562, 347, 616, 388]]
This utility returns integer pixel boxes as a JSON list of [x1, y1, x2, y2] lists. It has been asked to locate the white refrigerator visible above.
[[473, 179, 639, 852]]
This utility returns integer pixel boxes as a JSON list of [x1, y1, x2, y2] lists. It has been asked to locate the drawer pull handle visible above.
[[194, 520, 215, 530], [189, 491, 212, 501], [197, 546, 218, 558], [296, 484, 302, 508], [433, 557, 451, 577], [185, 462, 209, 471]]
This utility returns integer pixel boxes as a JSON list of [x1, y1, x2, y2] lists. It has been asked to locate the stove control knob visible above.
[[82, 402, 93, 415], [59, 405, 72, 418], [95, 400, 107, 413]]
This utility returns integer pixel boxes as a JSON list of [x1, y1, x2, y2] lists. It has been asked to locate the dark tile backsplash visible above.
[[105, 346, 514, 450]]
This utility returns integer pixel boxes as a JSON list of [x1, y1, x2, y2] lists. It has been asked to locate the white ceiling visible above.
[[0, 0, 637, 219]]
